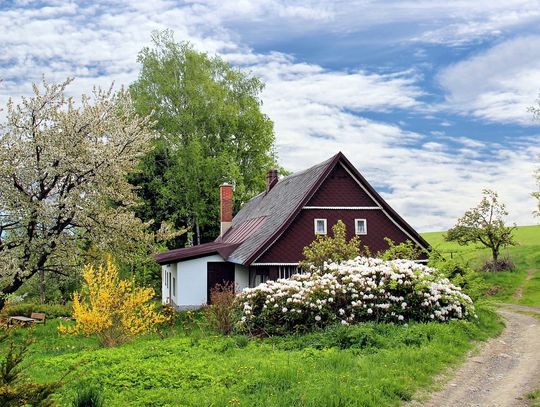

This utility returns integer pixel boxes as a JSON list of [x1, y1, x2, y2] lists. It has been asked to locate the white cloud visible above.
[[438, 36, 540, 124], [0, 0, 539, 233]]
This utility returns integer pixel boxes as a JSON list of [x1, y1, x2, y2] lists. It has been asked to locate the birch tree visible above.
[[0, 79, 159, 307]]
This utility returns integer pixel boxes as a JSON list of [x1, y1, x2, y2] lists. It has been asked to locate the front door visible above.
[[207, 262, 235, 304]]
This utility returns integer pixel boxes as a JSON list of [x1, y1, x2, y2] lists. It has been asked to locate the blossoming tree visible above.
[[0, 79, 165, 307]]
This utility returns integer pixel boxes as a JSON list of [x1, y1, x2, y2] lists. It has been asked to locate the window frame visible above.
[[314, 218, 327, 235], [355, 218, 367, 235]]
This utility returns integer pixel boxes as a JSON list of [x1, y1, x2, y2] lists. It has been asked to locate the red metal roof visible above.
[[220, 216, 267, 244]]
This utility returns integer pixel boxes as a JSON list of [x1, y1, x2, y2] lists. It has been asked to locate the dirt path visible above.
[[514, 269, 535, 300], [415, 307, 540, 407]]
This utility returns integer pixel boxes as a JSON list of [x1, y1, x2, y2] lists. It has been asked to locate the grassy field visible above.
[[4, 225, 539, 406], [15, 308, 501, 407], [423, 225, 540, 307]]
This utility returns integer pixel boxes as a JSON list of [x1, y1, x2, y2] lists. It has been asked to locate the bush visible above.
[[1, 302, 72, 319], [482, 258, 515, 272], [71, 386, 104, 407], [429, 256, 487, 302], [377, 238, 424, 261], [235, 257, 475, 335], [59, 257, 168, 347], [0, 329, 61, 406], [203, 282, 236, 334]]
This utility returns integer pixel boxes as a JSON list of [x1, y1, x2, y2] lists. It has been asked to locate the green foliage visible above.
[[446, 189, 516, 267], [0, 329, 61, 406], [378, 237, 424, 260], [1, 302, 72, 319], [7, 307, 501, 407], [300, 220, 368, 271], [71, 385, 104, 407], [129, 29, 277, 246]]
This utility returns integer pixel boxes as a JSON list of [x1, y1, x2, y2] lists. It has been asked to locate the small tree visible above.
[[446, 189, 516, 268], [300, 220, 368, 271], [59, 257, 168, 347], [203, 282, 236, 335]]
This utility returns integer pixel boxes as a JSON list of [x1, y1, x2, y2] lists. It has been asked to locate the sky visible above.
[[1, 0, 540, 232]]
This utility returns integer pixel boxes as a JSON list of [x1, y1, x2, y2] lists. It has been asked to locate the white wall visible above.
[[175, 254, 224, 308], [161, 263, 177, 304], [235, 264, 249, 293]]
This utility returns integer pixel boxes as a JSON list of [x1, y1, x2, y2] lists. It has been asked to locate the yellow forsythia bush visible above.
[[59, 257, 168, 347]]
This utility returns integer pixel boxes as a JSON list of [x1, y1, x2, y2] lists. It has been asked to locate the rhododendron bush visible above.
[[235, 257, 475, 335]]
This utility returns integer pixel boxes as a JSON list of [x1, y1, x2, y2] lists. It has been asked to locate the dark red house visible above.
[[156, 152, 429, 308]]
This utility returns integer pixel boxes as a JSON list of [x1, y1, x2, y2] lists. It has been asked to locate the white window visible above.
[[314, 218, 327, 235], [355, 219, 367, 235]]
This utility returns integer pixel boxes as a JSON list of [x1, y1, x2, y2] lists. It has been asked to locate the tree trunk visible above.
[[39, 269, 46, 304], [492, 248, 499, 264], [196, 222, 201, 246]]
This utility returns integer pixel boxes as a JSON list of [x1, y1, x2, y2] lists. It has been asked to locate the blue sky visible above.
[[1, 0, 539, 231]]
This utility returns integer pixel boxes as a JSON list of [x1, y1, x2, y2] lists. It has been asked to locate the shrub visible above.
[[59, 257, 168, 347], [377, 238, 424, 261], [0, 329, 62, 406], [203, 282, 236, 334], [299, 220, 369, 271], [235, 257, 474, 335], [71, 386, 104, 407], [1, 302, 72, 319], [482, 258, 515, 272]]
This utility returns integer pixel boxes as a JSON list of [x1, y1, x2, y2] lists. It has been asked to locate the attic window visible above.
[[355, 219, 367, 235], [314, 218, 327, 235]]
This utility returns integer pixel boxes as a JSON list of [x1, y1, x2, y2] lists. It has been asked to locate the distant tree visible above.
[[129, 30, 277, 246], [300, 220, 369, 271], [529, 96, 540, 216], [446, 189, 516, 266], [0, 79, 173, 308]]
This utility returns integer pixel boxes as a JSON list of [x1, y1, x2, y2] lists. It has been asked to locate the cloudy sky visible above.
[[1, 0, 540, 231]]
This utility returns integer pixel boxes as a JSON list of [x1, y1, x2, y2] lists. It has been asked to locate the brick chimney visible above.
[[220, 183, 233, 236], [266, 169, 278, 193]]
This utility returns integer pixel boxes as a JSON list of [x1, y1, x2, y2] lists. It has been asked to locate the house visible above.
[[155, 152, 430, 308]]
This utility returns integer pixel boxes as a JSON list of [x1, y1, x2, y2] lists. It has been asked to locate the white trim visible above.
[[252, 262, 299, 266], [314, 218, 327, 235], [355, 218, 367, 235], [340, 163, 428, 250], [303, 206, 381, 210]]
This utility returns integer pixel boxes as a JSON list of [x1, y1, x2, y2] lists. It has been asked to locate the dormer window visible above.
[[355, 219, 367, 235], [314, 218, 327, 235]]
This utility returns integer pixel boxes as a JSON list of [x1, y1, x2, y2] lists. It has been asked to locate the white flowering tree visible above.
[[0, 79, 161, 307]]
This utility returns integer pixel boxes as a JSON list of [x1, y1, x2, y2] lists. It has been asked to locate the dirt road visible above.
[[416, 306, 540, 407]]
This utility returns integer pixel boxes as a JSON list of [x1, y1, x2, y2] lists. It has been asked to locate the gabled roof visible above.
[[155, 152, 430, 266]]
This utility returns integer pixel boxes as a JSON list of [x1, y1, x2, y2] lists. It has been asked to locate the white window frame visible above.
[[355, 219, 367, 235], [314, 218, 327, 235]]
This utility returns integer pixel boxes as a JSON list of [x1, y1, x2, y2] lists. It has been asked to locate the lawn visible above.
[[5, 225, 540, 406], [14, 308, 500, 407]]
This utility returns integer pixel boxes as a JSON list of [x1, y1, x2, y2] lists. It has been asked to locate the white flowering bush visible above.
[[235, 257, 475, 335]]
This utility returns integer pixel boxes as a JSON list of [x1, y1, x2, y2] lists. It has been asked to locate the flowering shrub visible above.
[[59, 257, 168, 347], [235, 257, 475, 335]]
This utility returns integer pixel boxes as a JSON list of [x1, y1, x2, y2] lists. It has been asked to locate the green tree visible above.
[[529, 97, 540, 215], [130, 30, 277, 245], [300, 220, 368, 271], [446, 189, 516, 265]]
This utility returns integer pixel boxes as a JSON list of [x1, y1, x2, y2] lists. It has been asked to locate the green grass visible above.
[[10, 307, 501, 407], [528, 389, 540, 407], [422, 225, 540, 307]]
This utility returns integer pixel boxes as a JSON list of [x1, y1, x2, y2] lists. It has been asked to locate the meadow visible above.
[[4, 225, 540, 406]]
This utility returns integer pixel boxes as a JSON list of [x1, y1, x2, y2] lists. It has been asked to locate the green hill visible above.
[[422, 225, 540, 307]]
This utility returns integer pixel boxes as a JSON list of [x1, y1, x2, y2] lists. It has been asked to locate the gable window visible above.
[[314, 218, 327, 235], [355, 219, 367, 235]]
